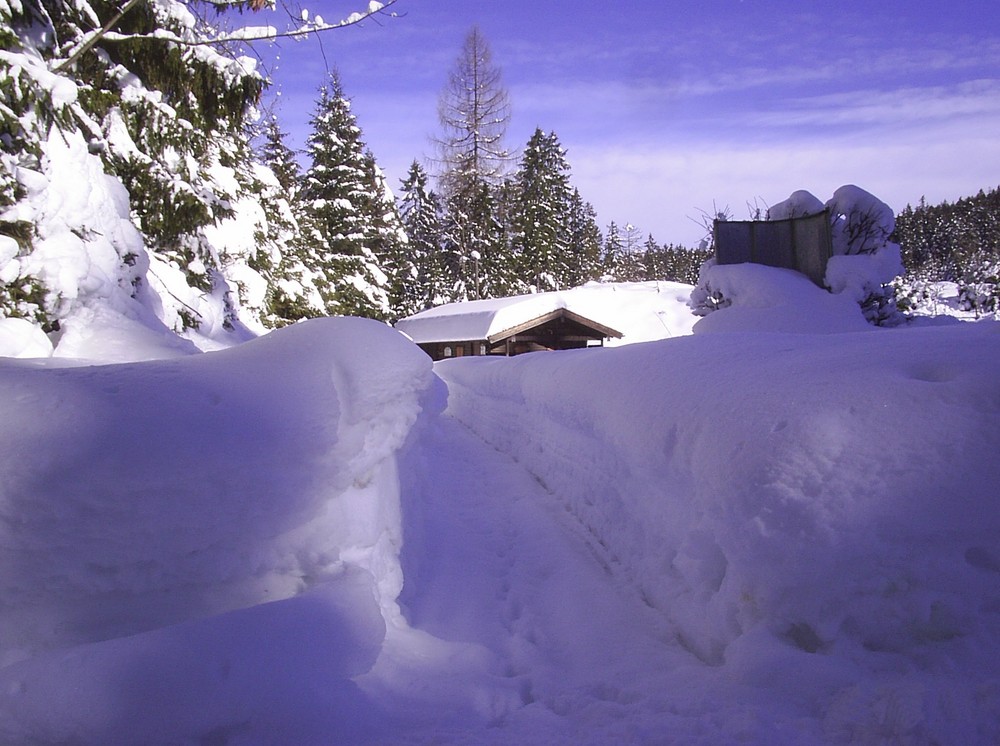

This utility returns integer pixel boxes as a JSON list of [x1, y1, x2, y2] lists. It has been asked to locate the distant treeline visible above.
[[893, 186, 1000, 313]]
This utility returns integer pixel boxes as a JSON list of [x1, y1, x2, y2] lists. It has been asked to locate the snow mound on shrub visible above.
[[0, 317, 52, 358], [692, 263, 870, 334], [768, 189, 825, 220]]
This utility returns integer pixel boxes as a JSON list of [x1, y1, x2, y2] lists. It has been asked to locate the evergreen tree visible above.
[[510, 128, 574, 291], [639, 234, 661, 280], [299, 72, 390, 319], [602, 221, 625, 279], [248, 112, 326, 326], [259, 115, 301, 194], [565, 189, 603, 287], [643, 243, 712, 284], [475, 179, 520, 298], [440, 181, 507, 301], [0, 0, 269, 332], [894, 187, 1000, 280], [398, 161, 447, 309], [363, 153, 412, 322], [0, 0, 404, 336], [893, 186, 1000, 314], [614, 223, 645, 281], [678, 246, 714, 285]]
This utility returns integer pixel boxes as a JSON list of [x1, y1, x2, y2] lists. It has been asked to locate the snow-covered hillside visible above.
[[0, 277, 998, 744]]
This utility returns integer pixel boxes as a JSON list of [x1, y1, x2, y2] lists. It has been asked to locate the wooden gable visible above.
[[489, 308, 621, 346]]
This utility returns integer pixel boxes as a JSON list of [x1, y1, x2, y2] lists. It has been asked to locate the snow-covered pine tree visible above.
[[614, 223, 645, 281], [637, 233, 660, 281], [510, 128, 573, 292], [299, 72, 390, 320], [440, 181, 508, 301], [565, 188, 603, 287], [673, 245, 713, 285], [0, 0, 367, 340], [894, 187, 1000, 282], [259, 114, 301, 194], [398, 160, 447, 310], [602, 221, 625, 280], [1, 0, 270, 335], [477, 179, 521, 298], [362, 152, 413, 322], [1, 0, 406, 344], [250, 115, 324, 326]]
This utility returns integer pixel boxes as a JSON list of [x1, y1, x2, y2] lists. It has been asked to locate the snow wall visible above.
[[0, 318, 435, 739], [439, 323, 1000, 741]]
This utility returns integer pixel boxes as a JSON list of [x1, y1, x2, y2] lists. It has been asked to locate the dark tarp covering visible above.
[[714, 210, 832, 286]]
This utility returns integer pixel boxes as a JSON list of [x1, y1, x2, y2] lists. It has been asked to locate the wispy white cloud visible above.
[[569, 116, 1000, 245], [748, 79, 1000, 129], [664, 35, 1000, 98]]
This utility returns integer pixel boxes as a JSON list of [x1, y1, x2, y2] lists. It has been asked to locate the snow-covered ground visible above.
[[0, 278, 998, 744]]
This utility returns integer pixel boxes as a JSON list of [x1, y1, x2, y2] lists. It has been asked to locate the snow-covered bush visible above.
[[893, 273, 943, 315], [687, 257, 730, 316], [824, 185, 905, 325], [957, 251, 1000, 317]]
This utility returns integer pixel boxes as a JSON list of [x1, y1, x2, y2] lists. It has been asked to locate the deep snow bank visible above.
[[439, 322, 1000, 741], [0, 317, 432, 662], [691, 264, 872, 334]]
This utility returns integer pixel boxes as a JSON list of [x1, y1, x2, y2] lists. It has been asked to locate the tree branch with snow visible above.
[[56, 0, 401, 72]]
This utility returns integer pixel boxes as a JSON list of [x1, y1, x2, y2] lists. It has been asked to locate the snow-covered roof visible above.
[[394, 291, 623, 344]]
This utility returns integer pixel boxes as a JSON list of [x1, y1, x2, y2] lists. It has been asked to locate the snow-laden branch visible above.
[[55, 0, 400, 72], [55, 0, 144, 72], [198, 0, 274, 8], [168, 0, 400, 45]]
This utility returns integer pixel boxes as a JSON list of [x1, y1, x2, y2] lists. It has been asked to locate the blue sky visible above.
[[254, 0, 1000, 247]]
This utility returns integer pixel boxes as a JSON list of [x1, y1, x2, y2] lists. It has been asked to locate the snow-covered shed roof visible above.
[[394, 292, 623, 345]]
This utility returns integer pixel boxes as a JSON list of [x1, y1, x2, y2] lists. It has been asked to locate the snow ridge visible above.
[[438, 323, 1000, 742]]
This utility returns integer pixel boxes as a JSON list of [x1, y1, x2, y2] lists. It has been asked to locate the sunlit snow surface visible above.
[[1, 279, 999, 744]]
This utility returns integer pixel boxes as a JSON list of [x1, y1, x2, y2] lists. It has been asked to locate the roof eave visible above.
[[487, 308, 623, 344]]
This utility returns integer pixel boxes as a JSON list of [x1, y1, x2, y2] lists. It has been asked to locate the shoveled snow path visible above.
[[392, 413, 789, 744]]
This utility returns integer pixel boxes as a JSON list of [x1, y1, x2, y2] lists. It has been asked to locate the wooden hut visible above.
[[395, 294, 623, 361]]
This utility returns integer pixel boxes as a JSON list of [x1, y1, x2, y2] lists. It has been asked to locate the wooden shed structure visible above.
[[395, 294, 623, 361], [714, 210, 833, 286]]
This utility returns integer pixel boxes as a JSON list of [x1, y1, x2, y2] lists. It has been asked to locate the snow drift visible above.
[[439, 320, 1000, 742], [1, 278, 998, 743], [0, 317, 433, 740]]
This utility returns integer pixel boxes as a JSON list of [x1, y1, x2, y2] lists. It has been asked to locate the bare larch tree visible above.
[[434, 26, 512, 197]]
